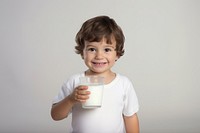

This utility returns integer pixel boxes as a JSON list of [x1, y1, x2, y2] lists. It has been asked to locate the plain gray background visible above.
[[0, 0, 200, 133]]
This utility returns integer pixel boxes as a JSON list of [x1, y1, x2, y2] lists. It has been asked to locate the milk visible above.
[[79, 76, 104, 109], [82, 84, 104, 109]]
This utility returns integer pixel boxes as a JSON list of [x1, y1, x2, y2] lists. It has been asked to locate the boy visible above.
[[51, 15, 139, 133]]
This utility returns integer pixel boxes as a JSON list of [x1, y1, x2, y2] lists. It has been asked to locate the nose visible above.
[[95, 50, 104, 59]]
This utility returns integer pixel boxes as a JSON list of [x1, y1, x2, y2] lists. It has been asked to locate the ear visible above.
[[81, 55, 84, 59], [115, 56, 119, 61]]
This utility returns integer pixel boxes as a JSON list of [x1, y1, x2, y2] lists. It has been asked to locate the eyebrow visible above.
[[85, 44, 96, 48], [104, 45, 116, 49], [86, 42, 115, 46], [85, 44, 116, 49]]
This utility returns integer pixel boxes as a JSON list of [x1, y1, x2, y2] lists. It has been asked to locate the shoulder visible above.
[[115, 74, 136, 92], [62, 72, 84, 88], [117, 74, 133, 85], [67, 73, 83, 81], [66, 72, 84, 81]]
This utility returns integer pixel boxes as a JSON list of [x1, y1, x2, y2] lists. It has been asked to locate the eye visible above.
[[87, 47, 96, 52], [104, 48, 112, 52]]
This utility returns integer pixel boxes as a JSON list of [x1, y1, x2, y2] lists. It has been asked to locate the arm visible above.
[[51, 95, 75, 121], [51, 85, 90, 121], [123, 113, 139, 133]]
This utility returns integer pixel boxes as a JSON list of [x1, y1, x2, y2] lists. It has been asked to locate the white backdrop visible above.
[[0, 0, 200, 133]]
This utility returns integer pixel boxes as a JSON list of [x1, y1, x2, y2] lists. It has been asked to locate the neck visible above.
[[85, 70, 116, 84]]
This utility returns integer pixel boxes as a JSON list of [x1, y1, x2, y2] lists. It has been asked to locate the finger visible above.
[[75, 93, 89, 102], [77, 93, 90, 99], [77, 90, 90, 95], [78, 85, 88, 90]]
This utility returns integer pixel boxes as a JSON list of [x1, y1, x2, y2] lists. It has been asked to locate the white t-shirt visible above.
[[53, 73, 139, 133]]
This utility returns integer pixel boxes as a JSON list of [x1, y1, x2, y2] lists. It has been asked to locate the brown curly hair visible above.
[[75, 16, 125, 57]]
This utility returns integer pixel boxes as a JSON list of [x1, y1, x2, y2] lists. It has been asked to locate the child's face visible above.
[[82, 37, 118, 75]]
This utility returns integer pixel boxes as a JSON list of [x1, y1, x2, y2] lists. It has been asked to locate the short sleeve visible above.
[[122, 80, 139, 116], [52, 82, 71, 104], [52, 74, 81, 104]]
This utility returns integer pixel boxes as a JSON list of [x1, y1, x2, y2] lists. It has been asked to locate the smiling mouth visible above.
[[92, 62, 107, 65]]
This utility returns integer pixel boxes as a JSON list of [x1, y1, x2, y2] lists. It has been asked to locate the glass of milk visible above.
[[79, 76, 104, 109]]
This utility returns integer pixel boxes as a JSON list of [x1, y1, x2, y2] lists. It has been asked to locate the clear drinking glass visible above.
[[79, 76, 104, 109]]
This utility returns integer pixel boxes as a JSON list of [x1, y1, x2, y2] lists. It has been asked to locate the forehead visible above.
[[85, 37, 116, 47]]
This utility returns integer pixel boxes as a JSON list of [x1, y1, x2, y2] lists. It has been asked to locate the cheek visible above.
[[113, 54, 119, 60], [83, 53, 92, 61], [108, 56, 118, 63]]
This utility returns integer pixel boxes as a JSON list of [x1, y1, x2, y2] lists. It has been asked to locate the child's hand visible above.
[[69, 86, 90, 103]]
